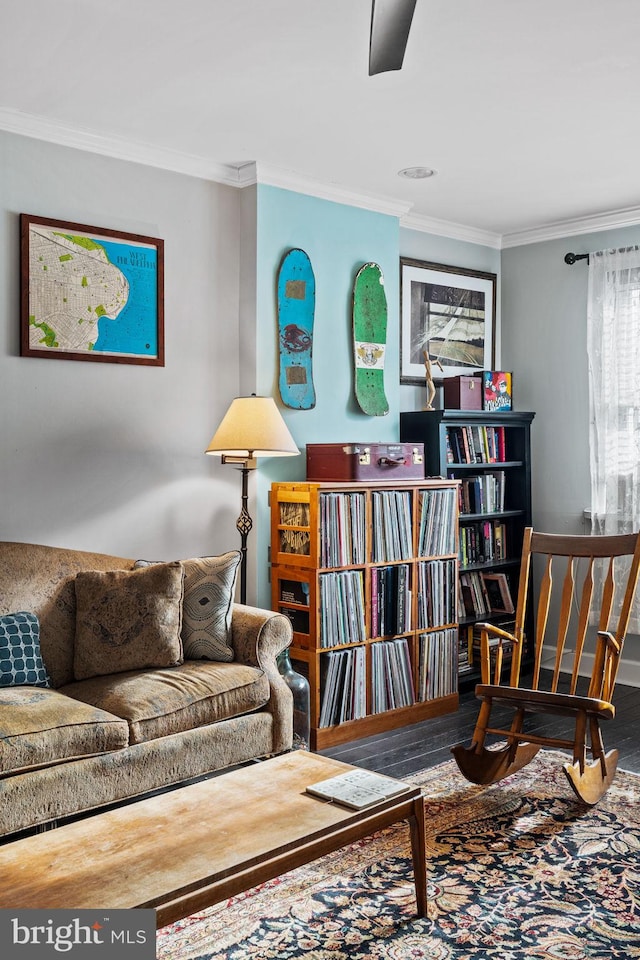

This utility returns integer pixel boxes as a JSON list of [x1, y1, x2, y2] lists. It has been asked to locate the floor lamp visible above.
[[205, 396, 299, 604]]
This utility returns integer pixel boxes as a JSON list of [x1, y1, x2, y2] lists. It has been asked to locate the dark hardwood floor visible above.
[[321, 676, 640, 779]]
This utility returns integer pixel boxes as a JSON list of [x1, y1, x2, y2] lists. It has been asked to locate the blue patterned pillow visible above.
[[0, 612, 50, 687]]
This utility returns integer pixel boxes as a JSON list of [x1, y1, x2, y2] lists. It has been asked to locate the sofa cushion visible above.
[[73, 562, 185, 681], [0, 612, 50, 688], [59, 661, 270, 744], [136, 553, 241, 662], [0, 686, 129, 777]]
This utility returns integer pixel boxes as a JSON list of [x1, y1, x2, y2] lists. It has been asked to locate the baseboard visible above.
[[542, 649, 640, 689]]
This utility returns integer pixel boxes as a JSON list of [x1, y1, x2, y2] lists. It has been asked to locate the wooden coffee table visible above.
[[0, 752, 427, 925]]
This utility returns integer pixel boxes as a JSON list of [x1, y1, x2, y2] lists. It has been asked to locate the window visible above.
[[587, 246, 640, 629]]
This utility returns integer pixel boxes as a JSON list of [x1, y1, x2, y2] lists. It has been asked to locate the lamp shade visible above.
[[205, 396, 299, 458]]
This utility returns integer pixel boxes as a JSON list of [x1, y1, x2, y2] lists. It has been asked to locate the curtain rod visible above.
[[564, 252, 590, 265]]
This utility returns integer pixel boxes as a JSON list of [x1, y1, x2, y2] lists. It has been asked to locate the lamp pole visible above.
[[236, 461, 253, 605]]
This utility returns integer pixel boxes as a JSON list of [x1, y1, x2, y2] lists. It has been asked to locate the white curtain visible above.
[[587, 246, 640, 629]]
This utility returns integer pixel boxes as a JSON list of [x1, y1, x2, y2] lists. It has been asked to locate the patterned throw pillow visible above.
[[136, 552, 241, 661], [0, 612, 50, 687], [181, 553, 241, 661], [73, 562, 185, 681]]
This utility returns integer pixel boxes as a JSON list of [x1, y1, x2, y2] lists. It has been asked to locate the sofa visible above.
[[0, 541, 294, 839]]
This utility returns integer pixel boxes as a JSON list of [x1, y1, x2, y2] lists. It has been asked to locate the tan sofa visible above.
[[0, 541, 294, 839]]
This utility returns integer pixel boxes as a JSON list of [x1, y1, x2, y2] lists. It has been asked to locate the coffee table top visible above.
[[0, 752, 420, 917]]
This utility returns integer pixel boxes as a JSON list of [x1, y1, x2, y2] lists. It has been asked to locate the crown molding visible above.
[[501, 205, 640, 248], [4, 108, 640, 246], [0, 109, 411, 217], [0, 108, 242, 184], [241, 161, 414, 218], [400, 210, 502, 249]]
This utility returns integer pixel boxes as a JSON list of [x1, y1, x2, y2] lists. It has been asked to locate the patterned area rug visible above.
[[156, 752, 640, 959]]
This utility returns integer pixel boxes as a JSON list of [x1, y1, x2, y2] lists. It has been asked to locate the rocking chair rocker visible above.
[[452, 527, 640, 805]]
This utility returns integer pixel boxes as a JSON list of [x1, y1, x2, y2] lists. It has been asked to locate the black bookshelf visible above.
[[401, 409, 535, 687]]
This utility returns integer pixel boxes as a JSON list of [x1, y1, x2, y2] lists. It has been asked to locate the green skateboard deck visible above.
[[353, 262, 389, 416], [277, 248, 316, 410]]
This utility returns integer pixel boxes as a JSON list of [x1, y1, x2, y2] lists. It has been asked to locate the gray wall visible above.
[[502, 225, 640, 534], [399, 227, 502, 412], [0, 129, 242, 561], [502, 226, 640, 683]]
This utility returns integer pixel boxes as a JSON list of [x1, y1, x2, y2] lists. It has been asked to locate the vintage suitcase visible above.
[[306, 442, 425, 481], [443, 375, 483, 410]]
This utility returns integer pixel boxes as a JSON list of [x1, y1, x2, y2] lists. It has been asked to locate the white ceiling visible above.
[[2, 0, 640, 246]]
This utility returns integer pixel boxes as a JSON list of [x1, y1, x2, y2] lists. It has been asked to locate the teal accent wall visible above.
[[248, 187, 505, 606], [252, 185, 400, 605]]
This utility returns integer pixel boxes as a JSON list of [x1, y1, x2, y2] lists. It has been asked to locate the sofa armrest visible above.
[[231, 604, 294, 753]]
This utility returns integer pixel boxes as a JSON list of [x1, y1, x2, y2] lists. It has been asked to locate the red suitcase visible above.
[[443, 375, 483, 410], [306, 442, 425, 482]]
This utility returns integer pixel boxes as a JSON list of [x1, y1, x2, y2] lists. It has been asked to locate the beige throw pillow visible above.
[[73, 562, 185, 681], [134, 552, 241, 662]]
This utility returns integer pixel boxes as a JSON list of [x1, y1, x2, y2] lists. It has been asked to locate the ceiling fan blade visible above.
[[369, 0, 417, 76]]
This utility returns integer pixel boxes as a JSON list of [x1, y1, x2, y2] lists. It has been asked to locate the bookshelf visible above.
[[270, 479, 460, 750], [400, 410, 535, 684]]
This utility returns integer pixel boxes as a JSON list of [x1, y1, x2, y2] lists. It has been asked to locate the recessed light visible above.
[[397, 166, 436, 179]]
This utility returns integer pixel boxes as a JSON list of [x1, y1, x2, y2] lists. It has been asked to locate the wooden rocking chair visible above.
[[452, 527, 640, 804]]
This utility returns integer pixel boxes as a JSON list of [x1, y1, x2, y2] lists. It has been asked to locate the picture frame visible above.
[[20, 214, 164, 365], [480, 572, 515, 614], [400, 257, 496, 384]]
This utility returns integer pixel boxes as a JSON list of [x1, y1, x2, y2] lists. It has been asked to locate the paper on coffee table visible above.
[[306, 769, 412, 810]]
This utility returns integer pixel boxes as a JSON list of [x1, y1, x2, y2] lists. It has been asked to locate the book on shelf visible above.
[[279, 579, 310, 606], [417, 628, 458, 700], [417, 558, 457, 629], [319, 491, 366, 567], [470, 621, 519, 668], [279, 529, 311, 556], [459, 570, 491, 618], [319, 570, 366, 648], [458, 471, 506, 515], [459, 520, 507, 566], [458, 627, 473, 674], [305, 768, 411, 810], [279, 606, 310, 634], [371, 564, 411, 638], [319, 647, 367, 727], [418, 487, 457, 556], [483, 371, 512, 412], [480, 572, 515, 614], [446, 425, 507, 465], [279, 501, 310, 526], [371, 637, 415, 714], [371, 490, 413, 562]]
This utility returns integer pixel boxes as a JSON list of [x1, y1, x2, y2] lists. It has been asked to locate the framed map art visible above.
[[20, 214, 164, 365]]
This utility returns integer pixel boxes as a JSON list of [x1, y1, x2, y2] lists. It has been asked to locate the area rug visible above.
[[156, 751, 640, 960]]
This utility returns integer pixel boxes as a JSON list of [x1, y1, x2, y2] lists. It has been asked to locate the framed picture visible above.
[[20, 214, 164, 365], [480, 572, 515, 614], [400, 258, 496, 384]]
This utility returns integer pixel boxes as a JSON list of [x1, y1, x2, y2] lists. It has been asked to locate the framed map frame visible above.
[[20, 214, 164, 365], [400, 257, 496, 383]]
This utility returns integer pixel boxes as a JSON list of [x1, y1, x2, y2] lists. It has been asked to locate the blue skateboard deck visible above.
[[277, 248, 316, 410], [353, 262, 389, 416]]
